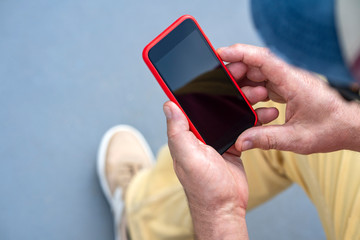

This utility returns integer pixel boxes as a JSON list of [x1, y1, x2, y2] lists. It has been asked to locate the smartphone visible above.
[[143, 15, 257, 154]]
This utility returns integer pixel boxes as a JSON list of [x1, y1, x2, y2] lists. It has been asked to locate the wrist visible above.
[[344, 101, 360, 151], [188, 199, 248, 240]]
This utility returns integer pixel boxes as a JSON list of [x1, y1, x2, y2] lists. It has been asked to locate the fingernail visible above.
[[242, 140, 253, 151], [163, 105, 172, 119]]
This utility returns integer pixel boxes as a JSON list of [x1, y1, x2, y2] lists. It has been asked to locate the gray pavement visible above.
[[0, 0, 325, 239]]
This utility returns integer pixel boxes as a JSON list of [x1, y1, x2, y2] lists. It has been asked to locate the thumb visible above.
[[235, 125, 294, 152], [163, 101, 190, 138], [163, 101, 199, 152], [163, 101, 204, 172]]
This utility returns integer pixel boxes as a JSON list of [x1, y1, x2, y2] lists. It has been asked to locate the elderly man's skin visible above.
[[219, 44, 360, 154], [164, 44, 360, 239], [164, 102, 249, 240]]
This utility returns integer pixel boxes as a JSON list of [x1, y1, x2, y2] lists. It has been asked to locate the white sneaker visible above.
[[97, 125, 154, 240]]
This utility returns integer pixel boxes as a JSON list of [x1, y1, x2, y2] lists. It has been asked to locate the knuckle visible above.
[[261, 47, 271, 56], [263, 134, 278, 150]]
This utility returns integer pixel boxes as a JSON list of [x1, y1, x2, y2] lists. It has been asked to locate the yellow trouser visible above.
[[125, 102, 360, 240]]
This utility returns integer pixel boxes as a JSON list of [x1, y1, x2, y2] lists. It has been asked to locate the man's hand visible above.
[[164, 101, 249, 240], [218, 44, 360, 154]]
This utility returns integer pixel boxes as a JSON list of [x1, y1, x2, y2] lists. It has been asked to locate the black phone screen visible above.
[[148, 19, 255, 154]]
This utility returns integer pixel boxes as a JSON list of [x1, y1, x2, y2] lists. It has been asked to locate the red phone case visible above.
[[143, 15, 257, 144]]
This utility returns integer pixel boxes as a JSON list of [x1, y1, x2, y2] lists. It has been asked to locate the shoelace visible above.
[[115, 163, 142, 190]]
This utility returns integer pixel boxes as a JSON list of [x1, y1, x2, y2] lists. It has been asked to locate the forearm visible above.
[[188, 200, 249, 240]]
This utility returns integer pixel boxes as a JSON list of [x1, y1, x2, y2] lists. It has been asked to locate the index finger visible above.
[[217, 44, 291, 87], [218, 44, 272, 68]]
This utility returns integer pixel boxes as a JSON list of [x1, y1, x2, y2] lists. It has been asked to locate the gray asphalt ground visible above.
[[0, 0, 325, 239]]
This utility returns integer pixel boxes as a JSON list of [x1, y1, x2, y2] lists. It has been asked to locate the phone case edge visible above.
[[142, 15, 206, 144], [142, 15, 258, 148]]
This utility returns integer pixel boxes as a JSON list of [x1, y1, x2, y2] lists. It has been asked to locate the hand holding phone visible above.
[[143, 15, 257, 154]]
